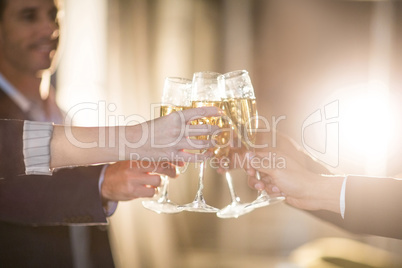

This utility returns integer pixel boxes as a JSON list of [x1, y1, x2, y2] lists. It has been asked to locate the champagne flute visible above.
[[180, 71, 224, 213], [222, 70, 285, 210], [142, 77, 192, 214], [216, 70, 257, 218]]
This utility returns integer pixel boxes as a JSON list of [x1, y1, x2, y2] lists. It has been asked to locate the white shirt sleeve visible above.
[[340, 175, 348, 219], [23, 120, 54, 175]]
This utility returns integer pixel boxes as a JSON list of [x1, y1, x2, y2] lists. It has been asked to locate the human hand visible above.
[[246, 150, 343, 213], [216, 131, 306, 174], [125, 106, 222, 163], [101, 160, 176, 202]]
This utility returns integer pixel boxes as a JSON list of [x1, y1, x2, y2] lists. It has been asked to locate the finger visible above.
[[180, 106, 221, 122], [254, 181, 266, 191], [132, 162, 176, 178], [179, 138, 214, 150], [128, 174, 161, 187], [132, 186, 157, 198], [174, 161, 185, 167], [247, 175, 265, 190], [246, 173, 271, 187], [144, 174, 162, 187], [246, 167, 256, 176], [265, 183, 281, 194], [151, 164, 177, 178], [258, 173, 272, 184], [185, 124, 221, 137], [129, 161, 159, 173]]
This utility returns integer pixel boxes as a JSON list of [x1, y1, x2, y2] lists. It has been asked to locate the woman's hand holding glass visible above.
[[142, 77, 216, 213], [133, 106, 221, 163]]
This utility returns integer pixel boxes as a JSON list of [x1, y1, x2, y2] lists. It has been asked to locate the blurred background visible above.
[[56, 0, 402, 267]]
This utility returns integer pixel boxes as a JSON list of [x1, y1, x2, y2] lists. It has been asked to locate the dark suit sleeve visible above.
[[0, 165, 108, 225], [310, 176, 402, 240], [0, 119, 25, 177], [301, 152, 402, 239], [342, 176, 402, 239]]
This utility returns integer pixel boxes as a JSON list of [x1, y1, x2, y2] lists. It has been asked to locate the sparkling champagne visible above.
[[160, 105, 191, 117], [222, 98, 258, 149]]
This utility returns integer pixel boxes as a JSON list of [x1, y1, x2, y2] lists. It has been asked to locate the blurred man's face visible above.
[[0, 0, 59, 75]]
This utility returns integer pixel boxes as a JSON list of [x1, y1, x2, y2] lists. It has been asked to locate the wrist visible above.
[[123, 123, 148, 160], [100, 165, 113, 202], [99, 165, 118, 217], [314, 175, 344, 213]]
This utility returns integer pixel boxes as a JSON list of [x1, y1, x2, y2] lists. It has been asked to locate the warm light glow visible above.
[[343, 84, 391, 152], [56, 0, 107, 126], [332, 81, 394, 174], [39, 70, 51, 100]]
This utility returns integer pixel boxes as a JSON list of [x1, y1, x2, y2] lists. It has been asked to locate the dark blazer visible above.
[[0, 90, 114, 267], [0, 119, 25, 177], [342, 175, 402, 239], [306, 154, 402, 240]]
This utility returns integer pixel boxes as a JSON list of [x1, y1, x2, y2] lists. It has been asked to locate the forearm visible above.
[[50, 124, 143, 169], [285, 173, 344, 213], [50, 107, 220, 169]]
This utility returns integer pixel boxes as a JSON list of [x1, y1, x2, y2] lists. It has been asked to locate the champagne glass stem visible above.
[[181, 160, 219, 212], [194, 161, 206, 202], [225, 172, 240, 203], [182, 71, 223, 213], [245, 170, 285, 209], [157, 175, 170, 203], [142, 174, 183, 214], [216, 171, 254, 218]]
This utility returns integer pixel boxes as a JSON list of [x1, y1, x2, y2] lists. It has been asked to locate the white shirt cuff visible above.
[[340, 175, 348, 219], [99, 165, 118, 217], [23, 121, 54, 175]]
